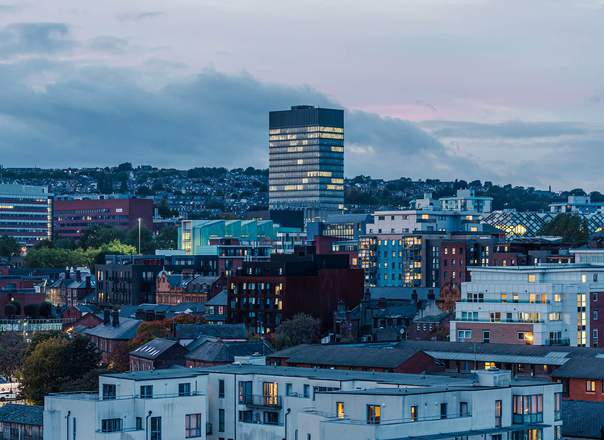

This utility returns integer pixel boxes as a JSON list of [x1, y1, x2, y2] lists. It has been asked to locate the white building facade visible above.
[[451, 264, 604, 347], [44, 365, 562, 440]]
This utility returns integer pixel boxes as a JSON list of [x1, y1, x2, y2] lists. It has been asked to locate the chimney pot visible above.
[[111, 310, 120, 327]]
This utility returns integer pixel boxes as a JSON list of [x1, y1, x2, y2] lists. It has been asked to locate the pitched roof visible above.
[[268, 344, 423, 369], [186, 340, 273, 363], [129, 338, 179, 360], [175, 323, 247, 340], [83, 317, 141, 340], [205, 290, 227, 306], [0, 404, 43, 426], [561, 400, 604, 439], [551, 357, 604, 380]]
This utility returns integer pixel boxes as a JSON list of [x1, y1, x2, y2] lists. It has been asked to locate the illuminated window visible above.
[[336, 402, 345, 419], [528, 274, 537, 283], [484, 362, 496, 369], [586, 380, 596, 392], [410, 405, 418, 422]]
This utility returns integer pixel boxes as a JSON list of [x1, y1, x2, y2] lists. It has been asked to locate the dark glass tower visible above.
[[268, 105, 344, 215]]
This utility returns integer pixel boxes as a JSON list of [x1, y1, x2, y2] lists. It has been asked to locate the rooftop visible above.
[[0, 404, 43, 426]]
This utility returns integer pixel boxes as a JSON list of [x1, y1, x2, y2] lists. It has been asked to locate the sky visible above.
[[0, 0, 602, 190]]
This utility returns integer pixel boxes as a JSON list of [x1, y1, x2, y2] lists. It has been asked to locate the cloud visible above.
[[118, 11, 164, 22], [0, 23, 74, 58], [88, 36, 128, 53], [420, 120, 592, 139], [0, 55, 478, 180]]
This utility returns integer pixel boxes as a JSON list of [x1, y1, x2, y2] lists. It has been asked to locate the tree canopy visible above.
[[0, 235, 20, 257], [270, 314, 321, 349], [538, 214, 589, 245], [0, 333, 26, 381], [19, 334, 100, 404]]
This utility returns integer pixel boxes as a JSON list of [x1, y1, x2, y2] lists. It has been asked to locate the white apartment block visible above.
[[44, 364, 562, 440], [451, 264, 604, 347], [367, 211, 484, 235]]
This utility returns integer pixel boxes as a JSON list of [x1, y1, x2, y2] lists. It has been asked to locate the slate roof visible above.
[[205, 290, 227, 306], [551, 357, 604, 380], [175, 323, 247, 340], [130, 338, 179, 360], [561, 400, 604, 439], [186, 340, 273, 363], [83, 317, 141, 340], [0, 404, 43, 426], [268, 344, 424, 369]]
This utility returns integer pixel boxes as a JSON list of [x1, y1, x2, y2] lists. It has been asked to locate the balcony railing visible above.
[[545, 339, 570, 346], [240, 394, 282, 408], [512, 413, 543, 425]]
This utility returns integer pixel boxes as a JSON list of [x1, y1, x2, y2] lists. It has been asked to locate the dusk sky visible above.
[[0, 0, 602, 190]]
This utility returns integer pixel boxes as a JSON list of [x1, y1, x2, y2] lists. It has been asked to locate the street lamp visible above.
[[138, 218, 142, 254]]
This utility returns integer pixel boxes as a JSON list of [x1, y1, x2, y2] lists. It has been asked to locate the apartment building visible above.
[[43, 365, 562, 440], [0, 183, 52, 246], [451, 264, 604, 347]]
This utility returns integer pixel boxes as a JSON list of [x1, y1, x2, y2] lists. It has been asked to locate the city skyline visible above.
[[0, 1, 602, 190]]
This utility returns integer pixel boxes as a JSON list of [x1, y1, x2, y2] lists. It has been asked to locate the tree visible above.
[[438, 281, 460, 314], [538, 214, 589, 245], [4, 303, 17, 317], [0, 333, 26, 381], [19, 335, 100, 404], [38, 301, 53, 318], [0, 235, 20, 257], [24, 304, 39, 318], [154, 227, 177, 250], [9, 300, 21, 316], [80, 225, 125, 249], [271, 314, 321, 349]]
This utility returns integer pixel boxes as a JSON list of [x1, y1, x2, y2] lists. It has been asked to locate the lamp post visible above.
[[137, 218, 142, 254]]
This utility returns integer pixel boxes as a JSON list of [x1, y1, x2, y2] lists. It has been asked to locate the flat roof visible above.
[[190, 364, 472, 387], [102, 367, 203, 382]]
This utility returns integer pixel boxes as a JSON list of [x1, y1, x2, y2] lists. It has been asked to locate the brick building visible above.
[[155, 271, 223, 305], [129, 337, 188, 371], [53, 197, 153, 239], [227, 247, 363, 334]]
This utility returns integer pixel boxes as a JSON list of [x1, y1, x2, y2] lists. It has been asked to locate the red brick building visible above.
[[155, 271, 223, 305], [0, 278, 46, 317], [227, 247, 364, 334], [129, 338, 188, 371], [267, 344, 442, 373], [54, 198, 153, 239], [552, 357, 604, 401], [82, 310, 141, 364]]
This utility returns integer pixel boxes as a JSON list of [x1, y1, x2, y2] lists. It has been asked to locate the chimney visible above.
[[103, 309, 110, 325], [111, 310, 120, 327], [75, 270, 82, 282], [85, 276, 91, 289]]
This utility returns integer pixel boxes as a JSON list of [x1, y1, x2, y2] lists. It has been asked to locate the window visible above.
[[457, 329, 472, 342], [367, 405, 381, 424], [581, 274, 588, 283], [239, 381, 252, 403], [586, 380, 596, 392], [286, 383, 293, 396], [303, 384, 310, 398], [101, 418, 122, 433], [136, 417, 142, 430], [410, 405, 418, 422], [483, 330, 491, 344], [554, 293, 561, 302], [440, 403, 447, 419], [459, 402, 469, 417], [263, 382, 278, 406], [512, 395, 543, 424], [140, 385, 153, 399], [554, 393, 561, 421], [218, 409, 225, 432], [263, 411, 279, 425], [185, 414, 202, 438], [337, 402, 345, 419], [495, 400, 502, 427], [594, 310, 599, 321], [72, 418, 76, 440], [102, 383, 116, 400], [179, 383, 191, 396], [528, 274, 536, 283], [485, 362, 496, 369], [239, 410, 253, 423], [150, 416, 161, 440], [219, 379, 225, 398]]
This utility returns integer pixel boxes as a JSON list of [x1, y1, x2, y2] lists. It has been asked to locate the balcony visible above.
[[240, 394, 282, 408], [545, 338, 570, 346]]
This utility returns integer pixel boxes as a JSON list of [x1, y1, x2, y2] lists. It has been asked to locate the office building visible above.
[[268, 105, 344, 216], [178, 219, 277, 255], [54, 197, 153, 239], [44, 365, 562, 440], [0, 184, 52, 246], [451, 264, 604, 347]]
